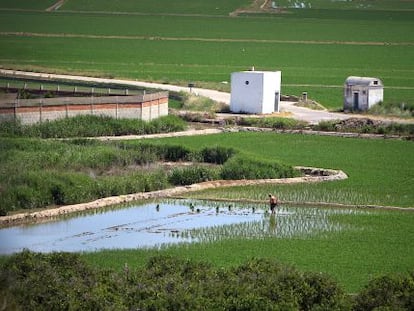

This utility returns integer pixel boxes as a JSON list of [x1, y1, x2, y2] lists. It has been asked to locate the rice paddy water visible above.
[[0, 200, 364, 254]]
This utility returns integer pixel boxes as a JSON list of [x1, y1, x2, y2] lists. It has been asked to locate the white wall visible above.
[[262, 71, 281, 113], [230, 71, 281, 114]]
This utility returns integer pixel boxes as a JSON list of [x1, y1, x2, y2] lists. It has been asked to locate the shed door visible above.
[[353, 92, 359, 110]]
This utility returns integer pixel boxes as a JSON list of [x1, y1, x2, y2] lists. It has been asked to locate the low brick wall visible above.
[[0, 92, 168, 124]]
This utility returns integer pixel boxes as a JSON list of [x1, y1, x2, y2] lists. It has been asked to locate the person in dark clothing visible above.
[[268, 193, 278, 214]]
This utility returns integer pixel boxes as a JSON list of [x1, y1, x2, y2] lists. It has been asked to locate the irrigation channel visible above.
[[0, 199, 366, 254]]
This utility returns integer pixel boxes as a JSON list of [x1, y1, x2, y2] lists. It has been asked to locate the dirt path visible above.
[[1, 31, 413, 46], [3, 69, 413, 125], [45, 0, 66, 12], [0, 167, 348, 227]]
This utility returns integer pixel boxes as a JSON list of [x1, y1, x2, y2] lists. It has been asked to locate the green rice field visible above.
[[150, 132, 414, 208], [0, 0, 413, 109], [82, 207, 414, 293]]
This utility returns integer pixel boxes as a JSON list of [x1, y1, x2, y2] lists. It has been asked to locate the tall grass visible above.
[[0, 115, 186, 138], [221, 155, 300, 180], [0, 135, 301, 213]]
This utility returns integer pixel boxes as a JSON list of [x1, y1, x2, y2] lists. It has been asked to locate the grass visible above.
[[0, 6, 413, 109], [0, 0, 56, 10], [150, 132, 414, 208], [0, 35, 412, 110], [1, 10, 413, 43], [61, 0, 251, 15], [272, 0, 414, 11]]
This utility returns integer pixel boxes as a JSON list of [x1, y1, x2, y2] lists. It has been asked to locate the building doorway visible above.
[[353, 92, 359, 110]]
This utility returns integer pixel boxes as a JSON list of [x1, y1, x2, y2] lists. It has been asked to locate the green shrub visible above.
[[0, 170, 96, 210], [13, 252, 414, 310], [238, 117, 308, 129], [313, 120, 338, 132], [168, 165, 220, 185], [157, 143, 192, 162], [201, 145, 236, 164], [221, 155, 299, 180], [0, 250, 125, 311], [128, 256, 348, 311], [94, 170, 168, 197], [353, 272, 414, 311], [0, 115, 186, 138], [368, 101, 414, 118]]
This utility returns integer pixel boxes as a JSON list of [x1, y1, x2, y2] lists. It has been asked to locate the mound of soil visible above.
[[334, 118, 384, 130]]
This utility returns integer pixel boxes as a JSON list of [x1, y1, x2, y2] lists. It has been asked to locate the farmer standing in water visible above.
[[268, 193, 278, 214]]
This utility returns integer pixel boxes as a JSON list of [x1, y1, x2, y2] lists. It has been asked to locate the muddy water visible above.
[[0, 200, 359, 254]]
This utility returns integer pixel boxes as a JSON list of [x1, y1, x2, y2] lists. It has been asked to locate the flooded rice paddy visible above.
[[0, 200, 364, 254]]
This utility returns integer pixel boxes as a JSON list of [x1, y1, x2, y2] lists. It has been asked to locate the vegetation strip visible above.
[[1, 31, 413, 46], [0, 166, 347, 226]]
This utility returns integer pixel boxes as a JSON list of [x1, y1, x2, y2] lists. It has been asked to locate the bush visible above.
[[238, 117, 308, 129], [201, 145, 236, 164], [130, 256, 348, 310], [14, 252, 414, 310], [368, 101, 414, 118], [353, 272, 414, 311], [221, 155, 299, 180], [0, 250, 125, 311], [0, 115, 186, 138], [0, 170, 97, 210], [313, 120, 338, 132], [168, 165, 220, 185]]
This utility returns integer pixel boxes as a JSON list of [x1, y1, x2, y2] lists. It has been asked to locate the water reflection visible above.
[[0, 200, 362, 254]]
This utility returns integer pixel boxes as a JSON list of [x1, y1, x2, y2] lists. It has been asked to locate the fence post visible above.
[[39, 100, 43, 123], [91, 96, 94, 115], [14, 98, 18, 122]]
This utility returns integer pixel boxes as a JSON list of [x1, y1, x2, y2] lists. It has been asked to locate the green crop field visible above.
[[82, 131, 414, 294], [0, 0, 413, 109], [0, 0, 56, 10], [149, 132, 414, 208], [1, 131, 413, 294], [62, 0, 251, 15]]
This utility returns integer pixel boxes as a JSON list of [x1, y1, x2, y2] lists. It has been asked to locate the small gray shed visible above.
[[344, 76, 383, 111]]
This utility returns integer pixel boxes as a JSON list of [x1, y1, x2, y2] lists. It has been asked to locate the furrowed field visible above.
[[0, 0, 413, 109]]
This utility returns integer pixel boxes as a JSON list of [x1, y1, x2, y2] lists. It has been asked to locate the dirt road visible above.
[[0, 69, 356, 124]]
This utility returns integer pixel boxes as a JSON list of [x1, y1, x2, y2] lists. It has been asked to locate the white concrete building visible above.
[[230, 70, 281, 114], [344, 76, 383, 111]]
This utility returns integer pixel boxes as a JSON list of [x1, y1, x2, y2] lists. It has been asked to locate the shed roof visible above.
[[345, 76, 383, 87]]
